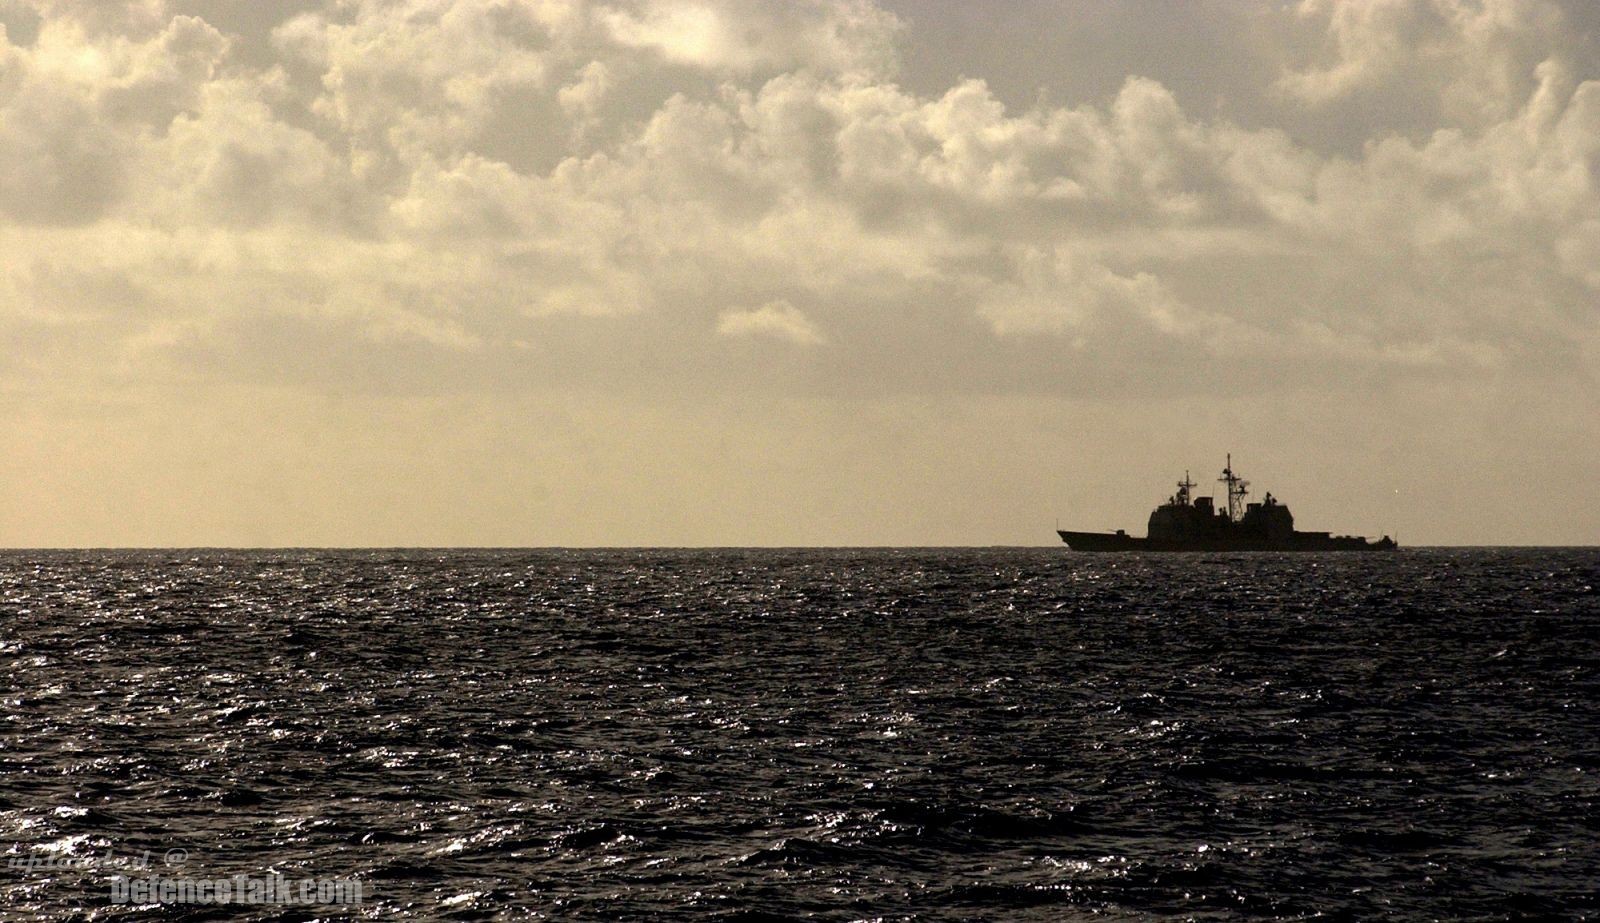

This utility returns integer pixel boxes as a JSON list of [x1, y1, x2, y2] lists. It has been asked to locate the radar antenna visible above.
[[1176, 471, 1196, 506], [1218, 453, 1249, 521]]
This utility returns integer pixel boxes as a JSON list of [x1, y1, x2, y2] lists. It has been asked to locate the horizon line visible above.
[[1, 544, 1594, 552]]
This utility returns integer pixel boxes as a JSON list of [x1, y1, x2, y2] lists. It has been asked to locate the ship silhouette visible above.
[[1058, 455, 1397, 552]]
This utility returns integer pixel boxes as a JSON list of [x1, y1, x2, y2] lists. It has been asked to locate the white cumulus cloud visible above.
[[717, 300, 824, 344]]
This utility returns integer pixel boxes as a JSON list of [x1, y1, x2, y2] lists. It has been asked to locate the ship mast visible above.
[[1176, 471, 1195, 506], [1218, 453, 1249, 521]]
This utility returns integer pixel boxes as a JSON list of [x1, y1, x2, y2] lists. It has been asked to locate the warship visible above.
[[1058, 455, 1397, 552]]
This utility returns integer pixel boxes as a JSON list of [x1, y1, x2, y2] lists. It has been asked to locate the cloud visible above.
[[598, 0, 901, 76], [0, 0, 1594, 400], [717, 300, 824, 344], [1278, 0, 1574, 127], [557, 59, 610, 120], [270, 0, 557, 167], [0, 81, 126, 224]]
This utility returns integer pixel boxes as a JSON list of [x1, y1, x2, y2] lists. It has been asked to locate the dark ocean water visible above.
[[1, 548, 1597, 921]]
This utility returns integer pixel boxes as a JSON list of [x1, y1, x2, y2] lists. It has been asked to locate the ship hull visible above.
[[1057, 530, 1397, 552]]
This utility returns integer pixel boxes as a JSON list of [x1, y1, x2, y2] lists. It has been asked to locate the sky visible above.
[[0, 0, 1595, 547]]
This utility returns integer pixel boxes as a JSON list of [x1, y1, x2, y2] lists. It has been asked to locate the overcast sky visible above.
[[1, 0, 1596, 546]]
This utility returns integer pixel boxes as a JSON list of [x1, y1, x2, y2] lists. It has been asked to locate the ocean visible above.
[[1, 548, 1596, 920]]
